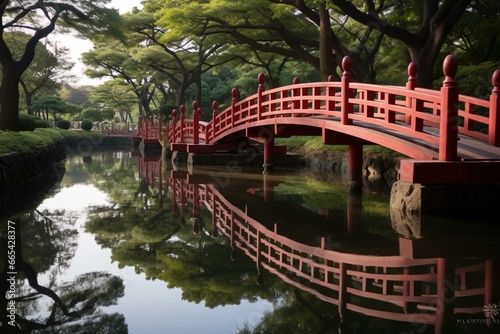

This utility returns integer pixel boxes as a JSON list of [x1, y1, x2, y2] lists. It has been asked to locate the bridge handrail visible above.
[[137, 115, 160, 140], [160, 56, 499, 160]]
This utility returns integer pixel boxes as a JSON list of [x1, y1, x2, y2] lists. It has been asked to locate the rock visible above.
[[390, 181, 423, 213]]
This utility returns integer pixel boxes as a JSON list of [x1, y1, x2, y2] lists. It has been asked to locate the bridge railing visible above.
[[163, 55, 499, 160], [167, 175, 494, 326], [137, 115, 161, 141]]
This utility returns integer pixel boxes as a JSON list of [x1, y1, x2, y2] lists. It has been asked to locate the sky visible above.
[[52, 0, 144, 86]]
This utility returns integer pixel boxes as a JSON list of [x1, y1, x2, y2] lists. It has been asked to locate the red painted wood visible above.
[[341, 56, 353, 125], [439, 55, 459, 161], [138, 55, 500, 183], [160, 174, 494, 328], [400, 160, 500, 184], [490, 70, 500, 146]]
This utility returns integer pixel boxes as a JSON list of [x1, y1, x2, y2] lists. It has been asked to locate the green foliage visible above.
[[455, 62, 500, 99], [0, 1, 125, 130], [81, 119, 93, 131], [57, 119, 72, 130], [0, 128, 97, 154], [80, 107, 114, 122], [34, 116, 50, 128], [29, 95, 69, 122], [18, 113, 37, 131], [17, 113, 50, 130]]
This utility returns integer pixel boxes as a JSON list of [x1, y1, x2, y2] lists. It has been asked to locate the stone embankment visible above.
[[0, 140, 66, 188], [301, 149, 400, 193], [0, 135, 133, 188], [0, 135, 133, 216]]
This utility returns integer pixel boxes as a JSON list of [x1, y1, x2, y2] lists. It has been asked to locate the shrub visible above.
[[18, 113, 36, 131], [34, 116, 50, 128], [56, 119, 71, 130], [81, 119, 93, 131]]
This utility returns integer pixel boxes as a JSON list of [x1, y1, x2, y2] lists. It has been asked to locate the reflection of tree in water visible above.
[[0, 214, 127, 333], [27, 272, 127, 334], [86, 202, 279, 308], [237, 290, 340, 334], [20, 210, 78, 275]]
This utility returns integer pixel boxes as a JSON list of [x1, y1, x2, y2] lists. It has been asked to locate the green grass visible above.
[[0, 128, 101, 155], [276, 136, 404, 157]]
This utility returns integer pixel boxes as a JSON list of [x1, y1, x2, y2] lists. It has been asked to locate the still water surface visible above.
[[1, 149, 499, 334]]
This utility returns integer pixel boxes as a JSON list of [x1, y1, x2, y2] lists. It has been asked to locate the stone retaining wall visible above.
[[0, 135, 133, 189], [0, 140, 66, 188], [301, 150, 401, 193]]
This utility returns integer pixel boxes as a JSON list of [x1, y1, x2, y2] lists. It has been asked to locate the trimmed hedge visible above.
[[56, 119, 71, 130], [18, 114, 50, 131], [18, 114, 36, 131], [81, 119, 93, 131]]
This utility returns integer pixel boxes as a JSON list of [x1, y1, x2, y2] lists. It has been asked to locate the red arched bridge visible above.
[[137, 55, 500, 184]]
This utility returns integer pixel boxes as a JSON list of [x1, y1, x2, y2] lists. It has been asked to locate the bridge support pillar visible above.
[[263, 136, 274, 173], [347, 144, 363, 193]]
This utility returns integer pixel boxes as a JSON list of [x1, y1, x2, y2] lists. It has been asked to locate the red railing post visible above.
[[327, 75, 336, 112], [179, 105, 185, 143], [489, 70, 500, 146], [138, 115, 143, 136], [158, 111, 163, 144], [257, 73, 265, 120], [231, 88, 238, 128], [193, 101, 200, 145], [211, 101, 219, 143], [341, 56, 353, 125], [145, 116, 150, 139], [293, 77, 300, 113], [170, 109, 177, 143], [439, 55, 459, 161], [405, 62, 418, 125]]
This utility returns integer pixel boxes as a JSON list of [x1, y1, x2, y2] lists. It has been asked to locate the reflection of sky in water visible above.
[[37, 184, 271, 334]]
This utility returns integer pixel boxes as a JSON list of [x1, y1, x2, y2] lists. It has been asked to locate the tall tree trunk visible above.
[[319, 2, 337, 80], [20, 80, 34, 115], [0, 68, 22, 131], [409, 24, 455, 88], [331, 0, 471, 87], [176, 74, 189, 108], [139, 86, 151, 116]]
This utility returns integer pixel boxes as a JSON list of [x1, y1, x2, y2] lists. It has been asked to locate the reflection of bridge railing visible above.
[[168, 173, 498, 332], [137, 115, 161, 144]]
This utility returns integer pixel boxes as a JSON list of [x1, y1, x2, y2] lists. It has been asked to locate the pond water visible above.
[[1, 148, 499, 334]]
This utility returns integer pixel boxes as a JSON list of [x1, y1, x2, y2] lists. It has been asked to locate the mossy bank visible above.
[[0, 128, 132, 188]]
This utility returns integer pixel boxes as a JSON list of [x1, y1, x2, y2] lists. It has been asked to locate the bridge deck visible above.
[[253, 114, 500, 161], [348, 118, 500, 160]]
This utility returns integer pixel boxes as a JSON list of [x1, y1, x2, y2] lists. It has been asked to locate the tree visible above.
[[125, 8, 230, 108], [0, 0, 123, 130], [444, 0, 500, 65], [89, 79, 140, 123], [328, 0, 473, 87], [82, 38, 157, 116], [30, 95, 70, 122], [19, 40, 74, 113], [2, 32, 74, 113], [155, 0, 325, 80]]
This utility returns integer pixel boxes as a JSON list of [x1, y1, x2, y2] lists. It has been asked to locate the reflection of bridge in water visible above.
[[135, 154, 499, 333]]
